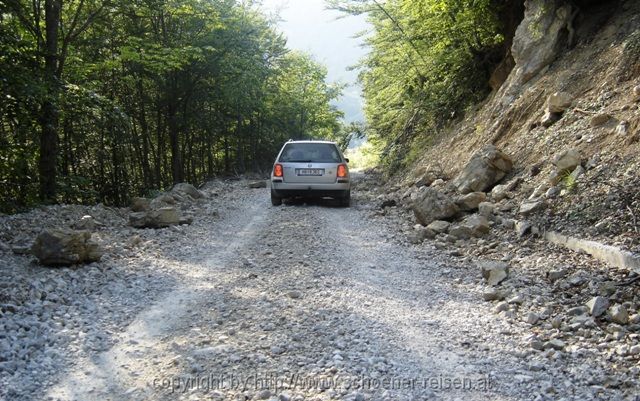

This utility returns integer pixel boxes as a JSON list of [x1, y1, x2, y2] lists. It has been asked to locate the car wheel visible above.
[[340, 191, 351, 207], [271, 191, 282, 206]]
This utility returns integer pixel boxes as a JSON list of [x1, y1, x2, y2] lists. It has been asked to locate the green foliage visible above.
[[0, 0, 344, 212], [330, 0, 508, 171]]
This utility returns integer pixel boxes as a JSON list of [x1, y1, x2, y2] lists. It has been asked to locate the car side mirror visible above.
[[345, 158, 350, 163]]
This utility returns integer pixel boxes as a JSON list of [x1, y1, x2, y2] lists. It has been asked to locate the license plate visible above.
[[297, 169, 324, 176]]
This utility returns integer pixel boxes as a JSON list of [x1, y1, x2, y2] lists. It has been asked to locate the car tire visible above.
[[271, 191, 282, 206], [339, 191, 351, 207]]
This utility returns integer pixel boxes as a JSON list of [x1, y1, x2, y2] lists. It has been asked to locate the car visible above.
[[270, 140, 351, 207]]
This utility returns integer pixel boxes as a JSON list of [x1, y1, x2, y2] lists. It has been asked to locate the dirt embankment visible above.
[[397, 0, 640, 253]]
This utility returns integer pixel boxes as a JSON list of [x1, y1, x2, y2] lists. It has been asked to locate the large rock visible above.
[[455, 192, 487, 211], [411, 188, 459, 226], [129, 207, 182, 229], [172, 183, 204, 199], [452, 145, 513, 194], [511, 0, 573, 85], [31, 229, 103, 267], [479, 261, 510, 286]]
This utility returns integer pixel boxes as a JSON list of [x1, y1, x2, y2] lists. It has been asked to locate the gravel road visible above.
[[1, 177, 637, 401]]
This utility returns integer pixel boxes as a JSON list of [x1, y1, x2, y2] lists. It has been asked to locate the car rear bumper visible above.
[[271, 181, 350, 198]]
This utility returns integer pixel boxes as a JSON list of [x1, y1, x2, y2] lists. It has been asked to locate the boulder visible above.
[[546, 92, 573, 114], [552, 148, 581, 174], [172, 182, 205, 199], [247, 180, 267, 189], [129, 207, 182, 229], [131, 197, 151, 212], [452, 145, 513, 194], [479, 260, 509, 286], [511, 0, 573, 85], [31, 229, 103, 267], [411, 188, 459, 226], [615, 121, 629, 136], [455, 192, 487, 211]]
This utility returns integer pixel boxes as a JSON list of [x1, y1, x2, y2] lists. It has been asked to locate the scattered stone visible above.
[[608, 305, 629, 325], [247, 180, 267, 189], [455, 192, 487, 211], [615, 120, 629, 136], [544, 339, 565, 351], [72, 215, 97, 231], [545, 186, 560, 198], [130, 207, 182, 229], [449, 225, 473, 240], [519, 200, 545, 216], [590, 113, 611, 127], [507, 295, 524, 305], [483, 289, 506, 301], [546, 92, 573, 113], [172, 182, 205, 199], [460, 214, 491, 237], [411, 188, 459, 226], [407, 226, 435, 244], [427, 220, 450, 234], [541, 111, 561, 128], [131, 197, 151, 212], [380, 199, 397, 209], [478, 202, 495, 217], [515, 220, 532, 237], [452, 145, 513, 194], [287, 290, 302, 299], [586, 296, 609, 318], [479, 260, 510, 286], [526, 312, 540, 325], [552, 148, 581, 174], [495, 301, 510, 312], [633, 85, 640, 102], [31, 229, 103, 267], [546, 268, 568, 282]]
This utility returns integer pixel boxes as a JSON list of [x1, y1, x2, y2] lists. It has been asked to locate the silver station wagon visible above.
[[270, 140, 351, 207]]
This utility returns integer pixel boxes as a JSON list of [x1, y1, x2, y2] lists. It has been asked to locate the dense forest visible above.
[[331, 0, 521, 170], [0, 0, 345, 212]]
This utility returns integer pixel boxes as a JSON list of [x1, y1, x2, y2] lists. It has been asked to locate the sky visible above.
[[259, 0, 369, 123]]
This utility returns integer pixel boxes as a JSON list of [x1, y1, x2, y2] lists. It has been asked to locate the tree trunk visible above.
[[39, 0, 62, 202]]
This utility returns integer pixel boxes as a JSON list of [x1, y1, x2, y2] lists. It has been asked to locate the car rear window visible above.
[[279, 143, 341, 163]]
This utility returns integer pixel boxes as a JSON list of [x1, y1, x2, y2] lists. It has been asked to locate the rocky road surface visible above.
[[1, 175, 638, 401]]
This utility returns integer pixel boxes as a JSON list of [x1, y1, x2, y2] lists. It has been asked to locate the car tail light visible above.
[[337, 164, 348, 178], [273, 164, 283, 177]]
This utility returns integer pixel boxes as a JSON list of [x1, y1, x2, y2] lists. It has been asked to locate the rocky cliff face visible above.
[[399, 0, 640, 252]]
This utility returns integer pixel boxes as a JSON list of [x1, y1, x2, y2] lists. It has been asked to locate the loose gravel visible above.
[[0, 176, 638, 401]]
